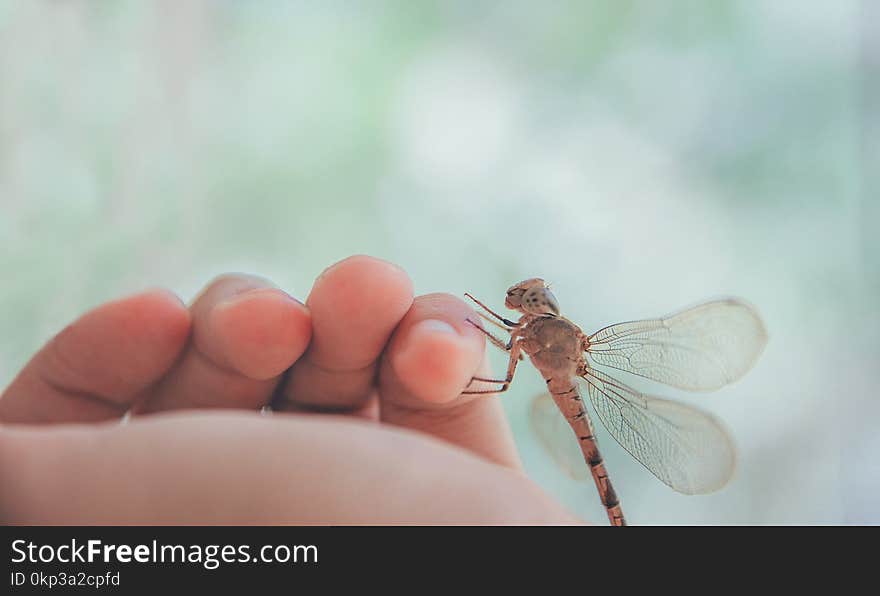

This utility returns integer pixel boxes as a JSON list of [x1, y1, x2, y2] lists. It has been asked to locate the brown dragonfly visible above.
[[463, 279, 767, 526]]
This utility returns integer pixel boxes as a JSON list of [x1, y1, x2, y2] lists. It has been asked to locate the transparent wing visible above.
[[581, 368, 735, 494], [528, 393, 589, 481], [586, 298, 768, 391]]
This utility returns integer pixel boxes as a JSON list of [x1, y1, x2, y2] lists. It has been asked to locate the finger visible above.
[[378, 293, 521, 469], [0, 290, 191, 424], [136, 274, 311, 414], [275, 255, 413, 414], [0, 412, 580, 524]]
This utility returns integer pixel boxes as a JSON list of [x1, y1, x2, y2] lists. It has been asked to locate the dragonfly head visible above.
[[505, 278, 560, 316]]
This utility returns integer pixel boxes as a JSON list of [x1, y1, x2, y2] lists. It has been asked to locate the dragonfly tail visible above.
[[550, 381, 627, 527]]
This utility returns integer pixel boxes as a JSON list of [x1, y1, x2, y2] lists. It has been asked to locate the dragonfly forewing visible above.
[[586, 299, 768, 391]]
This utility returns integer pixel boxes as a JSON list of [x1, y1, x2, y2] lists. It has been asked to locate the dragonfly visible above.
[[463, 279, 767, 526]]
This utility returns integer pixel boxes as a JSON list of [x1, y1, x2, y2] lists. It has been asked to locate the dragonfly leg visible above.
[[478, 311, 511, 332], [465, 318, 511, 352], [467, 318, 525, 364], [462, 342, 522, 395], [464, 293, 519, 327]]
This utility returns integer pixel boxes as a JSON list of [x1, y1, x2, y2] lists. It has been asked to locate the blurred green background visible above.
[[1, 1, 877, 524]]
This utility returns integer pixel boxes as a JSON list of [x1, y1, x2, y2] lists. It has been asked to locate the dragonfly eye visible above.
[[521, 287, 560, 316]]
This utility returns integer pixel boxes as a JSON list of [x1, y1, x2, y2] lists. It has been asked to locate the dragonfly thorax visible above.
[[518, 316, 584, 378]]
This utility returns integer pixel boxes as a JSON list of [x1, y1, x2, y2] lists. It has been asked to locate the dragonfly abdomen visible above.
[[548, 378, 626, 527]]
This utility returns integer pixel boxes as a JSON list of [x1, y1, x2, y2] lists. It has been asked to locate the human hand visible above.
[[0, 256, 578, 524]]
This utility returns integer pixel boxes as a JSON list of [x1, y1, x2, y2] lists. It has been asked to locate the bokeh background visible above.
[[1, 1, 877, 524]]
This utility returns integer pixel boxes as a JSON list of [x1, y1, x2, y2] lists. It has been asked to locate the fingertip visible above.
[[312, 255, 414, 315], [211, 289, 312, 380], [306, 254, 414, 369], [378, 293, 520, 469], [316, 254, 411, 289], [94, 289, 192, 369], [0, 289, 194, 422], [390, 318, 485, 404], [125, 289, 192, 345]]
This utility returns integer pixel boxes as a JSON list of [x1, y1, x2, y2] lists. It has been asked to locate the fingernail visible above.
[[412, 319, 458, 336], [394, 320, 459, 365], [220, 287, 305, 309], [141, 287, 186, 308]]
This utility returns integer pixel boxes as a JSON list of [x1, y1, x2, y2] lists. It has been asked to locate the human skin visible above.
[[0, 255, 580, 524]]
